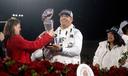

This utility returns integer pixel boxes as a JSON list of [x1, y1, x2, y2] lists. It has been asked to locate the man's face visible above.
[[107, 32, 115, 43], [60, 15, 73, 29]]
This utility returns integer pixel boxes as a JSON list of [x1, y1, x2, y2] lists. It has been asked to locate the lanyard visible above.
[[54, 28, 74, 45]]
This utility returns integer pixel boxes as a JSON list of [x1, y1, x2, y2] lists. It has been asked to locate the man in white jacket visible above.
[[31, 9, 83, 64], [93, 27, 125, 70], [49, 9, 83, 64], [122, 24, 128, 45], [120, 24, 128, 68]]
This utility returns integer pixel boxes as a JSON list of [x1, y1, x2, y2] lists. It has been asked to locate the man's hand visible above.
[[47, 44, 62, 53], [95, 64, 100, 69]]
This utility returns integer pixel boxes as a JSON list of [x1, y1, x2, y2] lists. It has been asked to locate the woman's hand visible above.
[[38, 29, 54, 38], [0, 32, 4, 41], [47, 28, 54, 37]]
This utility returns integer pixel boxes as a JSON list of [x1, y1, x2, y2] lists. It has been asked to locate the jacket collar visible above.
[[58, 24, 74, 31]]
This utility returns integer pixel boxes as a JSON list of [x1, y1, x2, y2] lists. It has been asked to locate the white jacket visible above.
[[121, 34, 128, 68], [51, 24, 83, 64], [122, 34, 128, 44], [93, 41, 125, 69]]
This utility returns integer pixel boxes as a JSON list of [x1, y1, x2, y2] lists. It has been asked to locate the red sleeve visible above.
[[13, 33, 53, 52]]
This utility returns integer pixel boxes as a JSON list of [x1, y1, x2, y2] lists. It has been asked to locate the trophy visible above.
[[42, 8, 54, 31], [43, 19, 53, 31]]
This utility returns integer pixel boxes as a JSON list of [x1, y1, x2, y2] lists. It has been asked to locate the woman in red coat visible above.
[[3, 17, 54, 64]]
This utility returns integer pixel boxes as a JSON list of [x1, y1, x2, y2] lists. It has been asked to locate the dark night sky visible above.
[[0, 0, 128, 41]]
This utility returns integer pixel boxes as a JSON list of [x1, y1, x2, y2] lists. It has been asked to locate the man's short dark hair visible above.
[[59, 9, 73, 18]]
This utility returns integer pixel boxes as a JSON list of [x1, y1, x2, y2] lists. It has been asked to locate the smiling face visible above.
[[60, 15, 73, 29], [107, 32, 115, 43]]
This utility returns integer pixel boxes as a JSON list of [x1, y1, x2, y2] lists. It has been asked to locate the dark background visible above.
[[0, 0, 128, 64]]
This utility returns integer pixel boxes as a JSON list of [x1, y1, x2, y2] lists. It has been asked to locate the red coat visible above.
[[6, 33, 53, 64]]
